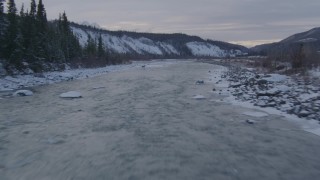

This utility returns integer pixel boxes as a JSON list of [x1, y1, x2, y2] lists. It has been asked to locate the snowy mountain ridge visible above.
[[71, 24, 248, 58]]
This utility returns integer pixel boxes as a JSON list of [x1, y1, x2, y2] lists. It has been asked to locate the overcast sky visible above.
[[14, 0, 320, 47]]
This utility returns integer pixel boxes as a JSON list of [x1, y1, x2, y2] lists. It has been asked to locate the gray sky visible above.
[[15, 0, 320, 47]]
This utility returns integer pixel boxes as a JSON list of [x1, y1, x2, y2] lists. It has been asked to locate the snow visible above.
[[71, 26, 244, 57], [107, 35, 129, 54], [208, 66, 229, 88], [209, 66, 320, 137], [186, 42, 226, 57], [59, 91, 82, 98], [297, 38, 318, 43], [186, 42, 245, 57], [124, 36, 163, 55], [159, 42, 180, 55], [223, 95, 320, 136], [309, 68, 320, 78], [299, 93, 319, 102], [275, 85, 291, 92], [70, 27, 88, 47], [71, 26, 178, 55], [13, 90, 33, 96]]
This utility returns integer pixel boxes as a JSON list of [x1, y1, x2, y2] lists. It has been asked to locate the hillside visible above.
[[70, 23, 249, 58], [251, 27, 320, 54]]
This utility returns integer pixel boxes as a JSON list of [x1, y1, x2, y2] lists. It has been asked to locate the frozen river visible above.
[[1, 61, 320, 179]]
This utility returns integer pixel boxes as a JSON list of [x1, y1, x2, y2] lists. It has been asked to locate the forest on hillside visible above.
[[71, 23, 249, 57], [251, 27, 320, 72], [0, 0, 127, 74], [0, 0, 250, 75]]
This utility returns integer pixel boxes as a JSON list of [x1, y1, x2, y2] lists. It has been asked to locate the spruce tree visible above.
[[19, 3, 25, 17], [58, 12, 81, 61], [37, 0, 47, 32], [0, 0, 4, 17], [7, 0, 17, 24], [3, 0, 22, 65], [34, 0, 48, 61], [19, 0, 37, 64], [85, 34, 97, 57], [19, 4, 28, 56], [61, 12, 70, 33], [0, 0, 5, 58], [29, 0, 36, 18], [98, 34, 105, 58], [59, 12, 70, 60]]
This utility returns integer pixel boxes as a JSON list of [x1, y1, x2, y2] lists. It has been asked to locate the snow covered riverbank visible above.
[[206, 62, 320, 135], [0, 60, 178, 92]]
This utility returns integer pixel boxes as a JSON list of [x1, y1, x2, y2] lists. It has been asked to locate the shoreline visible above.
[[203, 61, 320, 136], [0, 59, 181, 93]]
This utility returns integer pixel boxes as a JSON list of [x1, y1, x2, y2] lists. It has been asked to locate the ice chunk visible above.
[[13, 90, 33, 96], [192, 95, 206, 100], [59, 91, 82, 98]]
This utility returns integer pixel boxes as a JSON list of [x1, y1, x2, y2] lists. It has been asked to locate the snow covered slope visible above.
[[72, 26, 178, 56], [71, 25, 248, 57], [186, 42, 243, 57]]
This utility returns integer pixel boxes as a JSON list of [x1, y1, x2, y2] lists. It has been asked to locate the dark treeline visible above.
[[253, 41, 320, 72], [251, 27, 320, 71], [0, 0, 119, 74]]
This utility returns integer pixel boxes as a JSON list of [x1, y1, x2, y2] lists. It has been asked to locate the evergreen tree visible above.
[[61, 12, 70, 33], [58, 12, 70, 60], [1, 0, 105, 71], [19, 4, 28, 56], [46, 23, 66, 63], [85, 34, 97, 57], [97, 34, 105, 58], [34, 0, 48, 61], [36, 0, 47, 32], [0, 0, 4, 16], [58, 12, 81, 61], [19, 3, 25, 17], [0, 0, 6, 58], [3, 0, 22, 65], [292, 44, 306, 69], [19, 0, 38, 64], [29, 0, 36, 18]]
